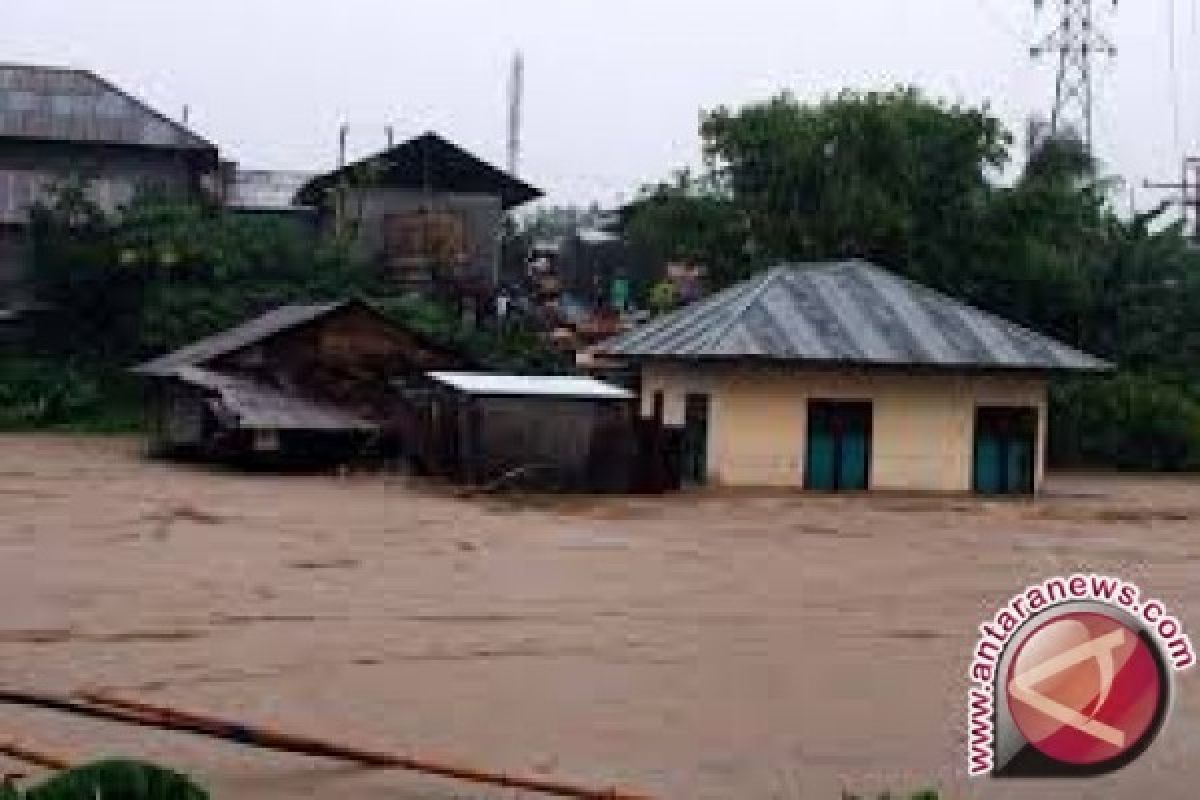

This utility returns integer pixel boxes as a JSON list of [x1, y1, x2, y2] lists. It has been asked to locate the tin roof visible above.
[[296, 132, 542, 210], [133, 301, 349, 377], [427, 372, 634, 400], [225, 169, 316, 212], [172, 366, 377, 432], [600, 261, 1111, 372], [0, 64, 214, 151]]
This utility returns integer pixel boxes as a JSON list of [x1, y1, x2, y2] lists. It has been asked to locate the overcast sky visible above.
[[2, 0, 1196, 210]]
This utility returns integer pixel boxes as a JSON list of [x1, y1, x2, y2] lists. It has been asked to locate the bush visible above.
[[1050, 372, 1200, 470], [0, 357, 140, 432], [1, 759, 207, 800]]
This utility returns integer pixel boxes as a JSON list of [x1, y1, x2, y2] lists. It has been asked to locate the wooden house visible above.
[[598, 260, 1112, 495], [132, 299, 469, 462], [295, 133, 541, 305]]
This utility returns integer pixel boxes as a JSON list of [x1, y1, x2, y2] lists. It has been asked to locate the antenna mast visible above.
[[507, 51, 524, 177], [1030, 0, 1118, 153]]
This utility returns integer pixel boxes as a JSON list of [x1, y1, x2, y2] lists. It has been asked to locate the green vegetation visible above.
[[0, 182, 562, 432], [627, 89, 1200, 470], [0, 760, 207, 800]]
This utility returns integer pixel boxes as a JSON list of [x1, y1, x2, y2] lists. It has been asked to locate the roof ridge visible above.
[[698, 265, 787, 352], [79, 69, 215, 151]]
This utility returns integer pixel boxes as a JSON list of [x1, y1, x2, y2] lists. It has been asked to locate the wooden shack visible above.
[[132, 299, 469, 463], [417, 372, 637, 491]]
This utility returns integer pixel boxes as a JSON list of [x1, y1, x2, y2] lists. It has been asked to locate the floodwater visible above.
[[0, 435, 1198, 799]]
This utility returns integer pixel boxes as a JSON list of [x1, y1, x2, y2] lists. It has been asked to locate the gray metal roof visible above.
[[173, 367, 376, 432], [600, 261, 1111, 372], [225, 169, 316, 212], [133, 301, 348, 376], [0, 64, 213, 151]]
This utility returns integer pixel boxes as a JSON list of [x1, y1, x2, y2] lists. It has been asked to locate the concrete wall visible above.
[[638, 362, 1048, 492]]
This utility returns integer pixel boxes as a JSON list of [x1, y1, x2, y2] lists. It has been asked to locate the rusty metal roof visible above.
[[0, 64, 214, 151], [600, 261, 1111, 372], [172, 366, 377, 432], [132, 301, 349, 377]]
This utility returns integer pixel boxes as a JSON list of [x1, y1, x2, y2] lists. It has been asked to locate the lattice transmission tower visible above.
[[1030, 0, 1118, 153]]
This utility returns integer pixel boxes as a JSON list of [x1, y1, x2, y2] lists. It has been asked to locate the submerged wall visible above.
[[638, 363, 1048, 492]]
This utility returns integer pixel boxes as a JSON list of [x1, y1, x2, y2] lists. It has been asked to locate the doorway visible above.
[[681, 393, 710, 486], [973, 407, 1037, 495], [805, 401, 872, 491]]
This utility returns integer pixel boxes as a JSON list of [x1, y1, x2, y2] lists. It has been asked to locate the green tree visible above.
[[627, 88, 1200, 470]]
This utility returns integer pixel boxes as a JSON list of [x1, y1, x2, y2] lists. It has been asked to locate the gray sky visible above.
[[2, 0, 1195, 210]]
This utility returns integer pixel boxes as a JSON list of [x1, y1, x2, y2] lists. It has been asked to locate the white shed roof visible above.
[[427, 372, 633, 400]]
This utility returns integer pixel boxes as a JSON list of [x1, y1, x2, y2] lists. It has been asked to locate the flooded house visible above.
[[132, 299, 468, 462], [598, 260, 1111, 495]]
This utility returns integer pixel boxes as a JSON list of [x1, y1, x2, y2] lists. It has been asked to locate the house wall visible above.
[[339, 189, 503, 289], [0, 224, 25, 308], [638, 362, 1048, 492], [0, 140, 215, 308]]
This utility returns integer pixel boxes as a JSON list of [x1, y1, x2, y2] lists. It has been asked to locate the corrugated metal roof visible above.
[[600, 261, 1111, 372], [225, 169, 316, 211], [172, 366, 377, 432], [133, 301, 348, 376], [428, 372, 634, 400], [0, 64, 214, 151], [296, 132, 542, 210]]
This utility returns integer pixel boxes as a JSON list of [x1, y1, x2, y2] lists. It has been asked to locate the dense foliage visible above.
[[627, 88, 1200, 470], [0, 184, 562, 431]]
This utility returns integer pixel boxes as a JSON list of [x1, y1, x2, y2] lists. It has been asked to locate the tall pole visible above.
[[1031, 0, 1118, 154], [507, 51, 524, 177]]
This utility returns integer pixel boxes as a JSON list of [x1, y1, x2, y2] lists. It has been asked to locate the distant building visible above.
[[0, 64, 219, 315], [296, 132, 542, 301], [599, 260, 1111, 494], [222, 167, 317, 222]]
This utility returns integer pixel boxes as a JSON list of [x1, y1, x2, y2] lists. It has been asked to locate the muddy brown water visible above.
[[0, 435, 1198, 798]]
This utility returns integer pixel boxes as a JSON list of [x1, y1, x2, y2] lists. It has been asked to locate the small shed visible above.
[[418, 372, 636, 491], [132, 299, 469, 463]]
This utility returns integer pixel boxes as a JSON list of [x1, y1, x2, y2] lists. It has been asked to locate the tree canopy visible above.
[[627, 88, 1200, 469]]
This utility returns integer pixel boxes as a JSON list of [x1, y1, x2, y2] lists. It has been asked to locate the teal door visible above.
[[806, 401, 872, 491], [973, 408, 1037, 494]]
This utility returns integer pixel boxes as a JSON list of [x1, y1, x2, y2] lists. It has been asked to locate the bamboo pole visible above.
[[0, 736, 74, 771], [0, 689, 651, 800]]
